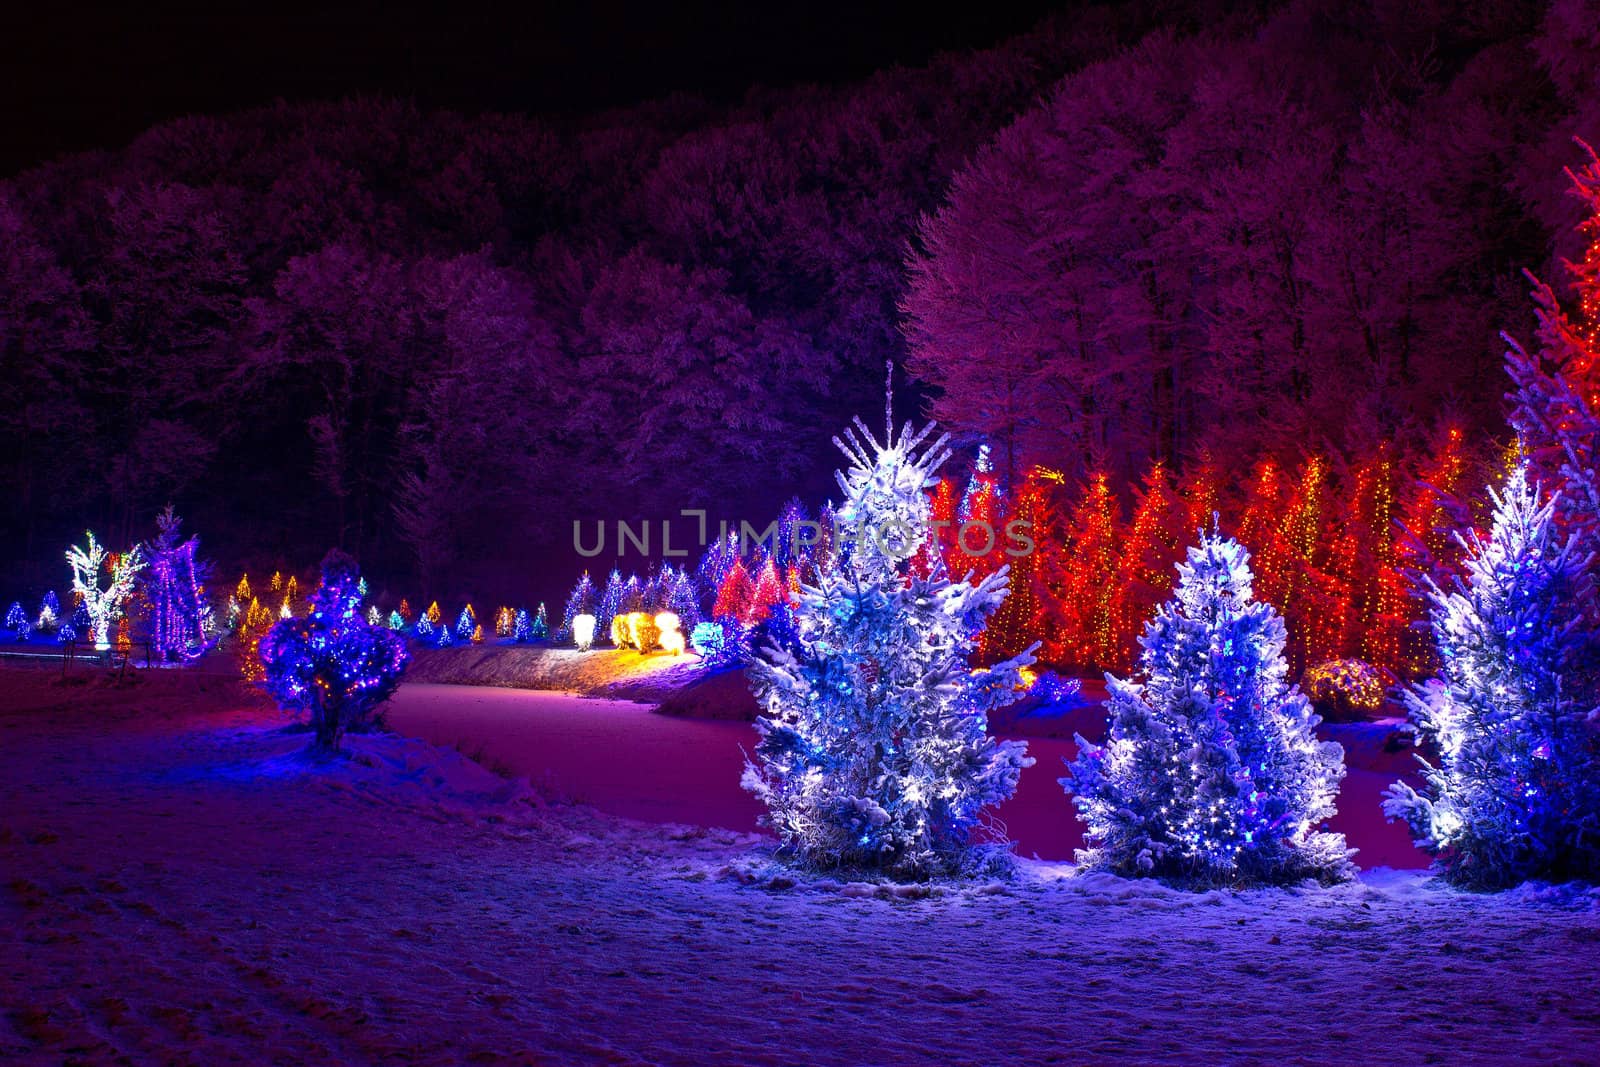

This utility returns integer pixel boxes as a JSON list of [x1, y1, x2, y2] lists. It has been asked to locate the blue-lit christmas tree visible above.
[[513, 608, 532, 642], [4, 601, 25, 631], [697, 532, 739, 607], [36, 590, 60, 631], [258, 549, 409, 751], [666, 569, 703, 631], [558, 572, 597, 643], [742, 418, 1035, 879], [454, 605, 475, 639], [596, 569, 627, 647], [1385, 467, 1600, 887], [1064, 528, 1352, 886], [530, 602, 549, 640]]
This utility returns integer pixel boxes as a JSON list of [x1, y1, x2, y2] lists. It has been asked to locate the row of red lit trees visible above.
[[923, 421, 1497, 683]]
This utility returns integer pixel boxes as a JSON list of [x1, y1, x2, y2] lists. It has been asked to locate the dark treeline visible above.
[[2, 0, 1596, 606], [0, 4, 1174, 602]]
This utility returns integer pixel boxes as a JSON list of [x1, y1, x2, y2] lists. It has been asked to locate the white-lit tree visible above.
[[66, 531, 145, 651], [1063, 528, 1352, 885], [742, 418, 1035, 879], [1385, 467, 1600, 886]]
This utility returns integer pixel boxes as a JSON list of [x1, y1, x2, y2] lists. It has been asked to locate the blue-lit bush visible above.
[[259, 550, 409, 751], [690, 617, 751, 669]]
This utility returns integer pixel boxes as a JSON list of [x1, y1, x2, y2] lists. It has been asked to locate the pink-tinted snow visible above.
[[6, 669, 1598, 1066], [384, 683, 1428, 868]]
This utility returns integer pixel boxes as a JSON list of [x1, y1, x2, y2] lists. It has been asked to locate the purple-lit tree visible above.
[[142, 505, 213, 661], [258, 549, 409, 751]]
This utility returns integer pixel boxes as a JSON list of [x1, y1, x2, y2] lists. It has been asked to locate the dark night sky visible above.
[[6, 2, 1070, 176]]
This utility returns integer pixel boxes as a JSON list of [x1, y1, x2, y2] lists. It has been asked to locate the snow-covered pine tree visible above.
[[742, 418, 1035, 880], [1384, 467, 1600, 887], [1063, 527, 1352, 886]]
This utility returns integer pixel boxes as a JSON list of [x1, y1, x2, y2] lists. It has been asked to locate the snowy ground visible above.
[[5, 668, 1600, 1065]]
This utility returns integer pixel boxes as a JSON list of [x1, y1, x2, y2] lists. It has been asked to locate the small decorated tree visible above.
[[559, 572, 597, 643], [1385, 468, 1600, 886], [455, 604, 475, 639], [66, 532, 146, 651], [235, 597, 274, 682], [747, 557, 788, 623], [1063, 528, 1352, 886], [259, 550, 409, 751], [530, 602, 549, 640], [743, 418, 1035, 880], [513, 608, 532, 642], [597, 569, 627, 646], [4, 602, 25, 631], [36, 591, 60, 631], [713, 557, 756, 622]]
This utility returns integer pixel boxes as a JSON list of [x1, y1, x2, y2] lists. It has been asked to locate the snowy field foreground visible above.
[[4, 670, 1600, 1065]]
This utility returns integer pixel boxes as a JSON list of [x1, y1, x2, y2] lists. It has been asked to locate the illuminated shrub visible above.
[[259, 550, 409, 751], [1304, 659, 1385, 721]]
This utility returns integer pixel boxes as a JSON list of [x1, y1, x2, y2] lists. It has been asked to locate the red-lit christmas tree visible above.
[[713, 556, 757, 622], [1052, 470, 1119, 667], [748, 556, 788, 624], [981, 468, 1050, 662], [1508, 139, 1600, 567], [1107, 460, 1182, 671], [1390, 424, 1475, 677]]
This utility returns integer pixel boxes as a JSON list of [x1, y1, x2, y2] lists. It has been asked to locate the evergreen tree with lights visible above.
[[597, 569, 627, 646], [36, 590, 60, 631], [666, 570, 702, 630], [979, 466, 1053, 664], [513, 608, 532, 642], [1384, 468, 1600, 886], [259, 549, 409, 751], [4, 601, 24, 631], [1063, 527, 1352, 886], [559, 572, 596, 643], [455, 604, 475, 639], [742, 417, 1036, 880], [713, 556, 756, 622], [748, 557, 787, 623], [531, 602, 549, 640]]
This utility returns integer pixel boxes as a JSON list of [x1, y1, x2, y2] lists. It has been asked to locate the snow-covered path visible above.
[[6, 670, 1595, 1065], [384, 683, 1427, 867]]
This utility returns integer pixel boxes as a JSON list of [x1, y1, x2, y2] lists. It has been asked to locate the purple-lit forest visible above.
[[6, 3, 1600, 1064]]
